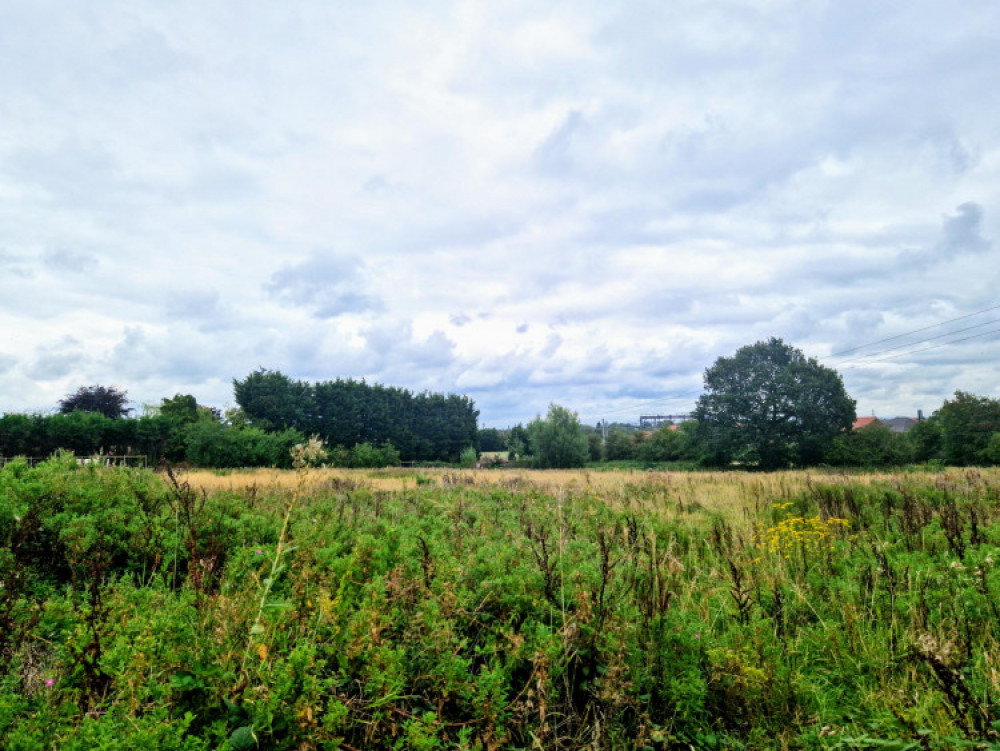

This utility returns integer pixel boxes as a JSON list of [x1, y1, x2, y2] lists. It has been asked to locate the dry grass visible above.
[[176, 466, 998, 534]]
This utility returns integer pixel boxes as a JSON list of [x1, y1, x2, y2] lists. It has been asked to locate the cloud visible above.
[[27, 337, 85, 381], [265, 253, 383, 319], [108, 325, 221, 383], [0, 250, 33, 278], [361, 321, 457, 378], [5, 140, 123, 209], [42, 248, 99, 273], [0, 1, 999, 424], [535, 110, 586, 175], [940, 202, 989, 255], [0, 354, 16, 375]]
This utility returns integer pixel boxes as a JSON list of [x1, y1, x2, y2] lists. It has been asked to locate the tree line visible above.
[[491, 339, 1000, 470], [0, 373, 479, 468], [232, 369, 478, 463], [4, 340, 1000, 470]]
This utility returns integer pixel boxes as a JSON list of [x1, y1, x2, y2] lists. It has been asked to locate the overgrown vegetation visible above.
[[3, 456, 1000, 748]]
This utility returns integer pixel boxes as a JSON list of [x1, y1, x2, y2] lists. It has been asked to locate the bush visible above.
[[327, 442, 401, 468], [184, 423, 304, 468], [459, 446, 478, 468], [824, 423, 913, 467]]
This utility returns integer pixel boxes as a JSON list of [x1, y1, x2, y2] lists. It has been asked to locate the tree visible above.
[[58, 385, 131, 419], [603, 430, 635, 461], [825, 422, 913, 467], [935, 391, 1000, 465], [477, 428, 506, 453], [233, 370, 313, 430], [526, 404, 590, 469], [907, 416, 942, 463], [694, 338, 855, 469], [159, 394, 200, 423], [506, 424, 529, 461], [234, 371, 479, 463], [586, 432, 603, 462], [635, 424, 690, 464]]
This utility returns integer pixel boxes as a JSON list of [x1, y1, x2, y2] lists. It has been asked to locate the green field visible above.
[[2, 456, 1000, 749]]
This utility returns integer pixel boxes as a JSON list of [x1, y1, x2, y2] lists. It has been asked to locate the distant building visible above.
[[881, 417, 918, 433], [852, 415, 919, 433]]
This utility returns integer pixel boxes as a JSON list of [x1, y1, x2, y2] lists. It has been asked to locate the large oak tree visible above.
[[694, 338, 855, 469]]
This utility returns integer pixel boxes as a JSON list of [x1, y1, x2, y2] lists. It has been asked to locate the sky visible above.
[[1, 1, 999, 427]]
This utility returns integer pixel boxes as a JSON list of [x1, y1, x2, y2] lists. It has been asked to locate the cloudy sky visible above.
[[1, 1, 999, 426]]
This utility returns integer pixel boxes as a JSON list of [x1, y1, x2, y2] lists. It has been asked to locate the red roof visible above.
[[852, 417, 879, 430]]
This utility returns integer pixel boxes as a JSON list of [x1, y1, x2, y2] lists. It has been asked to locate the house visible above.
[[881, 417, 918, 433], [852, 416, 920, 433]]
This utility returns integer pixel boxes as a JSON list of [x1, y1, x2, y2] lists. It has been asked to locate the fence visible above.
[[0, 455, 148, 469]]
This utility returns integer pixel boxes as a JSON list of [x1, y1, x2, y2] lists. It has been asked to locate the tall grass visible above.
[[2, 456, 999, 748]]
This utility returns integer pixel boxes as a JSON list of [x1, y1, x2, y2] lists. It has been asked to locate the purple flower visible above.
[[694, 633, 700, 639], [45, 679, 54, 686], [255, 549, 263, 555]]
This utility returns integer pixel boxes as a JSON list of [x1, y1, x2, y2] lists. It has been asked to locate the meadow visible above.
[[2, 456, 1000, 749]]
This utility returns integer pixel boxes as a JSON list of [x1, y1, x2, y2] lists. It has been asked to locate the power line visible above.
[[829, 316, 1000, 367], [843, 325, 1000, 369], [821, 301, 1000, 360]]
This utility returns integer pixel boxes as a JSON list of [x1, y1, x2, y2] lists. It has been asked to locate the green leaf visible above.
[[228, 725, 258, 750]]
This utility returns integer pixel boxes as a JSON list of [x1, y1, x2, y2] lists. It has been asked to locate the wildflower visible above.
[[255, 549, 263, 555], [45, 679, 54, 687], [694, 633, 700, 639]]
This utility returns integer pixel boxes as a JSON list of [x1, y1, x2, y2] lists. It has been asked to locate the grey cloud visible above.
[[535, 110, 585, 175], [539, 333, 562, 358], [42, 248, 99, 273], [6, 141, 121, 207], [166, 290, 222, 320], [27, 337, 85, 381], [363, 175, 389, 193], [0, 250, 33, 278], [108, 27, 189, 84], [174, 165, 259, 205], [940, 202, 989, 255], [579, 346, 614, 374], [266, 254, 382, 318], [450, 313, 471, 327], [108, 326, 219, 382], [919, 125, 978, 174], [826, 310, 887, 354], [362, 323, 457, 374], [379, 215, 522, 256], [0, 354, 16, 374], [889, 202, 992, 274], [162, 290, 243, 334]]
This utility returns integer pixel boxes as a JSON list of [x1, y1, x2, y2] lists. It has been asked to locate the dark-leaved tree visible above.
[[58, 385, 131, 419], [694, 338, 855, 469]]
